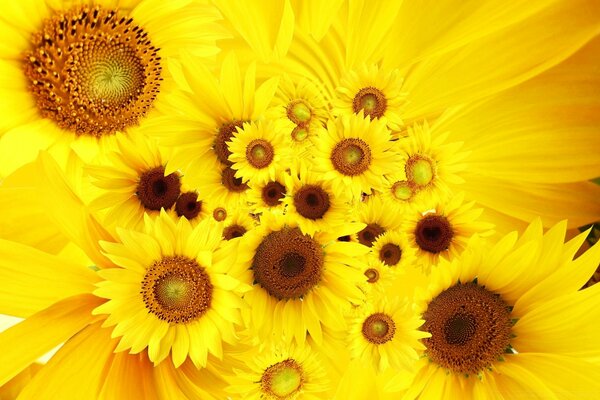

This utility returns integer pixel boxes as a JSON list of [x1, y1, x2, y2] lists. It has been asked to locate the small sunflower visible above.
[[311, 113, 401, 199], [225, 341, 332, 400], [371, 231, 417, 271], [237, 212, 367, 345], [222, 211, 258, 242], [356, 260, 397, 299], [352, 195, 404, 248], [405, 220, 600, 398], [93, 212, 249, 368], [227, 120, 290, 184], [334, 64, 406, 132], [246, 173, 289, 214]]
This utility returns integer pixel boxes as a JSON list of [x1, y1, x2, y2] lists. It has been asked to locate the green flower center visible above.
[[261, 359, 304, 398]]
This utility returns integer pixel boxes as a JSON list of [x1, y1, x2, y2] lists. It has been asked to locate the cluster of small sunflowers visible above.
[[0, 0, 600, 399]]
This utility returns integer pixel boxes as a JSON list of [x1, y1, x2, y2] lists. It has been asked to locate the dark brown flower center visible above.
[[338, 235, 351, 242], [261, 181, 286, 206], [175, 192, 202, 220], [362, 313, 395, 344], [330, 138, 372, 176], [422, 282, 513, 375], [223, 224, 247, 240], [293, 185, 330, 220], [136, 166, 181, 211], [357, 223, 385, 247], [352, 87, 387, 119], [141, 256, 213, 324], [364, 268, 379, 283], [379, 243, 401, 266], [24, 5, 161, 137], [252, 228, 323, 299], [414, 214, 453, 254], [221, 166, 249, 193], [246, 139, 274, 169], [214, 120, 245, 165]]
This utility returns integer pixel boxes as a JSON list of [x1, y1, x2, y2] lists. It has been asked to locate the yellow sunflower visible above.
[[237, 212, 367, 346], [371, 230, 417, 271], [403, 220, 600, 398], [227, 120, 290, 184], [221, 210, 258, 242], [352, 195, 404, 248], [246, 172, 289, 214], [225, 341, 333, 400], [93, 211, 249, 368], [283, 165, 352, 235], [334, 64, 406, 132], [311, 113, 401, 198], [0, 0, 226, 176], [404, 192, 494, 270]]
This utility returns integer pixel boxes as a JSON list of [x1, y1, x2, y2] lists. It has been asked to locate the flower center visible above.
[[175, 192, 202, 220], [286, 100, 312, 125], [141, 256, 213, 324], [422, 282, 513, 375], [214, 120, 246, 165], [379, 243, 401, 266], [221, 166, 249, 193], [246, 139, 275, 169], [405, 155, 435, 187], [293, 185, 330, 220], [252, 228, 323, 299], [362, 313, 395, 344], [24, 5, 161, 137], [291, 126, 309, 142], [357, 223, 385, 247], [261, 181, 286, 206], [352, 87, 387, 119], [136, 166, 181, 211], [223, 224, 247, 240], [261, 359, 304, 398], [364, 268, 379, 283], [391, 181, 415, 201], [330, 138, 372, 176], [414, 214, 453, 254], [213, 207, 227, 222]]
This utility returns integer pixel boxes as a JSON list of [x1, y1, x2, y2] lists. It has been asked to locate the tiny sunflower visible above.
[[246, 173, 289, 214], [371, 230, 417, 271], [352, 195, 404, 248]]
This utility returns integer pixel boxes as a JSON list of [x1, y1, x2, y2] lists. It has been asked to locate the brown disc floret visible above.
[[414, 214, 453, 253], [293, 184, 330, 220], [136, 166, 181, 211], [357, 223, 385, 247], [175, 192, 202, 219], [352, 87, 387, 119], [330, 138, 372, 176], [214, 120, 246, 165], [221, 166, 249, 193], [379, 243, 402, 266], [261, 181, 286, 206], [362, 313, 395, 344], [246, 139, 274, 169]]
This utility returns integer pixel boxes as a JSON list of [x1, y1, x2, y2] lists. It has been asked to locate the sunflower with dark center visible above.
[[414, 214, 454, 254], [371, 231, 417, 271], [214, 120, 246, 165], [175, 192, 203, 220], [136, 166, 181, 211], [238, 213, 367, 344]]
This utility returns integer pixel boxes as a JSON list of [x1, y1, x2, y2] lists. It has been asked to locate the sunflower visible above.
[[371, 230, 417, 271], [225, 340, 333, 400], [222, 211, 258, 242], [246, 173, 289, 214], [93, 211, 249, 368], [86, 133, 184, 231], [352, 195, 404, 248], [404, 192, 494, 270], [237, 212, 367, 345], [227, 120, 290, 184], [402, 220, 600, 398], [311, 113, 401, 199], [0, 0, 226, 175], [283, 165, 352, 235], [334, 64, 406, 132], [355, 259, 398, 301]]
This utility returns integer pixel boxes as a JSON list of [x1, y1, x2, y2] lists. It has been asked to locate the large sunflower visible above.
[[401, 220, 600, 399]]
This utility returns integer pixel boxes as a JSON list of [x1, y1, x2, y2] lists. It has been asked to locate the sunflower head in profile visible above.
[[92, 211, 250, 368]]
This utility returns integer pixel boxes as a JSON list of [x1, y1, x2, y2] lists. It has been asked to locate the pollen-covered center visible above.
[[391, 181, 415, 201], [362, 313, 395, 344], [330, 138, 372, 176], [246, 139, 274, 169], [223, 224, 247, 240], [357, 223, 385, 247], [213, 207, 227, 222], [379, 243, 401, 266], [252, 228, 323, 299], [293, 184, 330, 220], [261, 181, 286, 206], [352, 87, 387, 119], [364, 268, 380, 283], [221, 166, 249, 193], [175, 192, 202, 220], [406, 155, 436, 187], [141, 256, 213, 324], [291, 126, 309, 142], [415, 214, 453, 254], [24, 5, 161, 137], [287, 100, 312, 125], [261, 359, 304, 398], [136, 166, 181, 211], [215, 120, 246, 165], [422, 282, 513, 375]]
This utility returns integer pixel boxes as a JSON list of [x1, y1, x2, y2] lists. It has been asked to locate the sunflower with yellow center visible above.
[[284, 166, 352, 235], [237, 212, 367, 345], [246, 173, 289, 214], [404, 193, 494, 270], [225, 340, 333, 400], [227, 120, 290, 184], [402, 220, 600, 398], [351, 195, 404, 248], [312, 113, 401, 199], [93, 211, 249, 368], [86, 133, 184, 231], [334, 64, 406, 132], [371, 230, 417, 271], [0, 0, 226, 177]]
